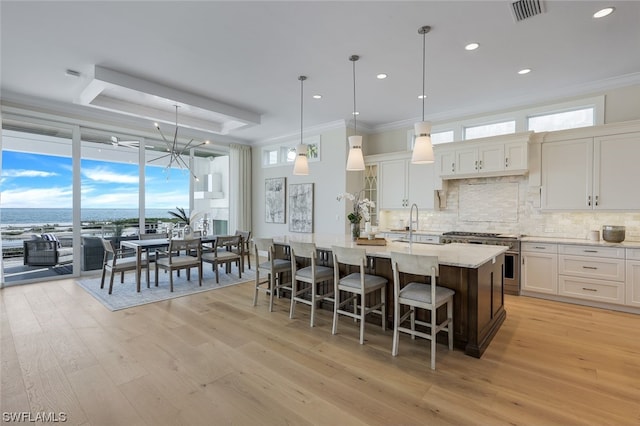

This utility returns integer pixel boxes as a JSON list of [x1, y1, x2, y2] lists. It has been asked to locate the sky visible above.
[[1, 150, 190, 209]]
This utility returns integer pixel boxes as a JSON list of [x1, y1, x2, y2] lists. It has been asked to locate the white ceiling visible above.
[[2, 1, 640, 146]]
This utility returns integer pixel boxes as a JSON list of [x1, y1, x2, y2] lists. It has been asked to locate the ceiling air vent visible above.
[[511, 0, 545, 22]]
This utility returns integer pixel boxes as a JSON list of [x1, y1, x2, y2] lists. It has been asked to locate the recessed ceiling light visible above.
[[518, 68, 531, 75], [465, 42, 480, 51], [313, 94, 322, 99], [593, 7, 614, 18], [377, 73, 388, 79], [418, 94, 427, 99]]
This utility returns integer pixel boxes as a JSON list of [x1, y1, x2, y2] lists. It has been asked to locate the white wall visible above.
[[251, 127, 350, 239]]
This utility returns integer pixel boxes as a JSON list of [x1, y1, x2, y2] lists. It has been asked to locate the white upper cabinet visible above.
[[541, 130, 640, 210], [541, 137, 592, 210], [373, 154, 436, 210], [435, 132, 531, 179], [593, 133, 640, 210]]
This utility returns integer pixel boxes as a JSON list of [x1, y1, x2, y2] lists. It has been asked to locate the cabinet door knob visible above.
[[587, 195, 592, 206], [595, 195, 599, 206], [474, 160, 478, 170], [505, 157, 509, 168], [451, 163, 455, 172], [479, 160, 483, 170]]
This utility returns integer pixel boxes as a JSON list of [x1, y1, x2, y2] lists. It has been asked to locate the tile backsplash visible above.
[[379, 175, 640, 240]]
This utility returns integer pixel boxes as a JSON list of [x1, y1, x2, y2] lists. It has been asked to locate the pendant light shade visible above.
[[293, 143, 309, 175], [293, 75, 309, 175], [411, 121, 434, 163], [412, 26, 434, 164], [346, 55, 365, 171], [346, 135, 365, 170]]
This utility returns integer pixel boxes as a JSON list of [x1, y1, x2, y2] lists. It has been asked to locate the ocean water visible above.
[[0, 208, 183, 228]]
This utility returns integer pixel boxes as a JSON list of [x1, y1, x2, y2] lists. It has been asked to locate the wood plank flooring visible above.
[[1, 277, 639, 425]]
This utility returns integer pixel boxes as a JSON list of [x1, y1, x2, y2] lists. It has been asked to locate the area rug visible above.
[[76, 265, 255, 311]]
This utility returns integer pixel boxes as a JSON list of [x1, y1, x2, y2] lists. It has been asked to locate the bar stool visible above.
[[331, 245, 387, 344], [289, 241, 334, 327], [390, 252, 455, 370], [253, 238, 291, 312]]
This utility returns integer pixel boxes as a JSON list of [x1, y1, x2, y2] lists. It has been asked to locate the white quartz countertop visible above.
[[272, 234, 507, 269], [520, 236, 640, 249]]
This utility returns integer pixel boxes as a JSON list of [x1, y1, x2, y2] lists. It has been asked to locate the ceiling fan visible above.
[[110, 136, 139, 149], [110, 136, 154, 149]]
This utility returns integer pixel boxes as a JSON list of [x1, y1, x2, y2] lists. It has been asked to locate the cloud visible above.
[[82, 166, 138, 184], [2, 169, 59, 178], [1, 186, 72, 208]]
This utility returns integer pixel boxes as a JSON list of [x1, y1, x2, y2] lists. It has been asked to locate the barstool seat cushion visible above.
[[296, 265, 333, 280], [339, 272, 387, 290], [259, 258, 290, 272], [400, 282, 455, 305]]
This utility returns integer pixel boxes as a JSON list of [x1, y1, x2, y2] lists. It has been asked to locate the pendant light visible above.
[[411, 25, 435, 164], [293, 75, 309, 175], [346, 55, 365, 171]]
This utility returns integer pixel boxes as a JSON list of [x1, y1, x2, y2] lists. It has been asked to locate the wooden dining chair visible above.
[[202, 235, 243, 283], [100, 238, 139, 294], [154, 238, 202, 292], [234, 230, 252, 270], [331, 245, 387, 344], [390, 252, 455, 370]]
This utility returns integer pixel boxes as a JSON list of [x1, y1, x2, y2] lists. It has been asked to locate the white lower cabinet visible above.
[[522, 242, 640, 311], [522, 243, 558, 294], [557, 244, 625, 305], [627, 249, 640, 308]]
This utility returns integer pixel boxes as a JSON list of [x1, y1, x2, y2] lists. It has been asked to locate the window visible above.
[[527, 107, 594, 132], [263, 149, 279, 166], [464, 120, 516, 140], [262, 135, 321, 167], [1, 126, 74, 283], [431, 130, 454, 145]]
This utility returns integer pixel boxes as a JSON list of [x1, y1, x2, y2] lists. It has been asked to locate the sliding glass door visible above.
[[1, 121, 74, 284]]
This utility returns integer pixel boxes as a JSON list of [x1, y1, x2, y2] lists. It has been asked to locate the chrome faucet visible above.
[[409, 203, 419, 246]]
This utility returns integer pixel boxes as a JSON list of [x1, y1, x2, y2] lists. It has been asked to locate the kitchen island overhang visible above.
[[272, 234, 508, 358]]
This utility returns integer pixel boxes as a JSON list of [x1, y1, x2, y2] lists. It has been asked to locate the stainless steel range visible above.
[[441, 231, 521, 295]]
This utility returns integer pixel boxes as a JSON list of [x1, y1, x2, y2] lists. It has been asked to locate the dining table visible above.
[[121, 235, 217, 292]]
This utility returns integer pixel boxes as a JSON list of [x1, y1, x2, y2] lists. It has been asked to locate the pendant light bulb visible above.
[[293, 76, 309, 175], [347, 55, 365, 171], [412, 25, 434, 164]]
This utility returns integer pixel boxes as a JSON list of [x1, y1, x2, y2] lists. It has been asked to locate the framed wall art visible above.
[[288, 183, 314, 233], [265, 177, 286, 223]]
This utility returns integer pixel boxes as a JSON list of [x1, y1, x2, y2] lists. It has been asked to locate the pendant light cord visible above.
[[421, 29, 426, 122], [349, 55, 359, 135], [352, 57, 357, 134], [298, 75, 306, 145]]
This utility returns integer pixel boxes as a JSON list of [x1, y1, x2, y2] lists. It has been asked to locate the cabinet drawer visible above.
[[627, 248, 640, 260], [521, 242, 558, 253], [558, 276, 624, 305], [558, 244, 624, 259], [415, 235, 440, 244], [558, 255, 625, 281]]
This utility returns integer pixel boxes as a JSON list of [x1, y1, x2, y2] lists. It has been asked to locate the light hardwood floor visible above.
[[1, 277, 639, 425]]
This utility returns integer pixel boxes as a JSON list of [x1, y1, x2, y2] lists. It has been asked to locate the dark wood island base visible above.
[[374, 253, 506, 358]]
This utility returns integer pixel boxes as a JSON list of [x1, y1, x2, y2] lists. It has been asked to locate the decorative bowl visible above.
[[602, 225, 625, 243]]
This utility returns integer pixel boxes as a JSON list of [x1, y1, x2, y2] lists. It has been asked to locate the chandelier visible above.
[[150, 105, 210, 180]]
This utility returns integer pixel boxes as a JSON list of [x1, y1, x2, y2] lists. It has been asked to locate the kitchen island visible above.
[[273, 234, 507, 358]]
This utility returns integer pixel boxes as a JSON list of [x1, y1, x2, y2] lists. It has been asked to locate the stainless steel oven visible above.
[[441, 232, 521, 295]]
